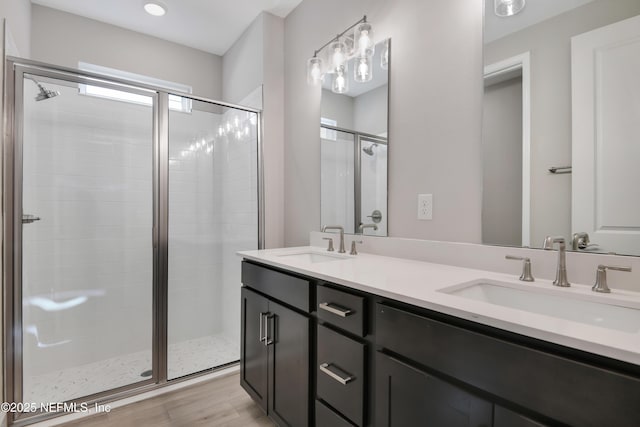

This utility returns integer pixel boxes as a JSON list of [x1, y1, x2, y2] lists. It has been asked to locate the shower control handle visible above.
[[22, 214, 41, 224], [367, 210, 383, 224]]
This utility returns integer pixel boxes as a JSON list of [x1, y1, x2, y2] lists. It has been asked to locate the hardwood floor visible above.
[[60, 373, 274, 427]]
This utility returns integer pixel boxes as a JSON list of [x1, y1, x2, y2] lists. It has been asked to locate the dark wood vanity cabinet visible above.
[[375, 352, 493, 427], [240, 263, 312, 427], [241, 260, 640, 427]]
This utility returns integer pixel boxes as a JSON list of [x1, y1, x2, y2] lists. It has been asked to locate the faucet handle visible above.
[[505, 255, 535, 282], [350, 240, 363, 256], [322, 237, 335, 252], [592, 264, 631, 293]]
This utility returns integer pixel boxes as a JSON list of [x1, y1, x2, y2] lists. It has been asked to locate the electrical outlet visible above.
[[418, 194, 433, 220]]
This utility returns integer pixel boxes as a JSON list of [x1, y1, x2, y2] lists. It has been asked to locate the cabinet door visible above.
[[376, 352, 492, 427], [240, 287, 270, 412], [268, 299, 311, 427], [494, 406, 547, 427]]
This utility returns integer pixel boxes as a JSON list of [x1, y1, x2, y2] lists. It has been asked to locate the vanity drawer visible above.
[[316, 284, 365, 336], [241, 261, 311, 312], [315, 399, 354, 427], [376, 303, 640, 427], [317, 324, 365, 426]]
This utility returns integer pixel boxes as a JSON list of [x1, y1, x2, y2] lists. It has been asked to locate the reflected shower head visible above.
[[363, 143, 378, 156], [29, 77, 60, 101]]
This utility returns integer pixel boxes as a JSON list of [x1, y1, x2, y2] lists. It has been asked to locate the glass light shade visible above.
[[354, 55, 373, 83], [494, 0, 525, 17], [330, 40, 348, 71], [355, 22, 374, 57], [332, 66, 349, 94], [307, 56, 324, 85], [381, 39, 389, 70]]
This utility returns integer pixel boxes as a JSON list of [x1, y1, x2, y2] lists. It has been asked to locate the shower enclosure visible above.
[[3, 58, 262, 425], [320, 125, 387, 235]]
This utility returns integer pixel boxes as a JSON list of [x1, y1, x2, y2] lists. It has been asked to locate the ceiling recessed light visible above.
[[144, 1, 167, 17]]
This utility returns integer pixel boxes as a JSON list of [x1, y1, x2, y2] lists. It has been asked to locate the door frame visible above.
[[483, 52, 531, 247], [3, 57, 264, 426]]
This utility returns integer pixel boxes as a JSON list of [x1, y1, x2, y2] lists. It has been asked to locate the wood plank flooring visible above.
[[60, 373, 274, 427]]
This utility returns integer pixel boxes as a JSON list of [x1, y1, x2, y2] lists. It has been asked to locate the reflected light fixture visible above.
[[354, 55, 372, 83], [332, 66, 349, 94], [144, 1, 167, 16], [494, 0, 525, 17], [381, 39, 389, 70]]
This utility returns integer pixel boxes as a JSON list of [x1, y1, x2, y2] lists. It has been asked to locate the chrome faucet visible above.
[[358, 223, 378, 234], [543, 236, 570, 287], [322, 225, 346, 253]]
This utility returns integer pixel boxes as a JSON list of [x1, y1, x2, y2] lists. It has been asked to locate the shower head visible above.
[[29, 77, 60, 101], [362, 143, 378, 156]]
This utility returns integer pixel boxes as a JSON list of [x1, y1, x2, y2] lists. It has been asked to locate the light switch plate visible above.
[[418, 194, 433, 220]]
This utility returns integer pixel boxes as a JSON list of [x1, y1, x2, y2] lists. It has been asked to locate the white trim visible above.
[[484, 52, 532, 247]]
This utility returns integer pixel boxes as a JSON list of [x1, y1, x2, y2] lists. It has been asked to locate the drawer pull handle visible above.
[[319, 363, 354, 385], [259, 312, 268, 343], [319, 302, 353, 317]]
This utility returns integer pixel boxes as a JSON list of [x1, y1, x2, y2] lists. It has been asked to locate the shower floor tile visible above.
[[23, 333, 239, 404]]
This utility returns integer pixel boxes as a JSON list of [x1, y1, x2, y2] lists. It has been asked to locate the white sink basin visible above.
[[439, 280, 640, 333], [277, 251, 351, 263]]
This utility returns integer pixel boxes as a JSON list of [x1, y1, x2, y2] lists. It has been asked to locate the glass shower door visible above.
[[167, 97, 258, 379], [20, 73, 155, 404]]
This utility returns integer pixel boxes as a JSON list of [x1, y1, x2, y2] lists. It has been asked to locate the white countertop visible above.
[[238, 246, 640, 366]]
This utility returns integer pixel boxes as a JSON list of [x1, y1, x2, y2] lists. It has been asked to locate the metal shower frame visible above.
[[2, 57, 265, 426]]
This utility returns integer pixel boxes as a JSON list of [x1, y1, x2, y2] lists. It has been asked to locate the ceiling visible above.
[[30, 0, 303, 55], [484, 0, 596, 43]]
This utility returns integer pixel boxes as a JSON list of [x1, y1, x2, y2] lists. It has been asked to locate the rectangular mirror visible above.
[[483, 0, 640, 256], [320, 38, 389, 236]]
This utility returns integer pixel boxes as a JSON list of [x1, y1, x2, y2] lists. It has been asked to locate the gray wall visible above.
[[321, 89, 354, 130], [354, 84, 388, 136], [223, 12, 286, 248], [222, 14, 264, 104], [482, 77, 523, 247], [30, 5, 222, 100], [1, 0, 31, 57], [284, 0, 483, 246], [484, 0, 640, 247]]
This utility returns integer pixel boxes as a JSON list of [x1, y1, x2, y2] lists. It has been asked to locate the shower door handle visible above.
[[22, 214, 41, 224]]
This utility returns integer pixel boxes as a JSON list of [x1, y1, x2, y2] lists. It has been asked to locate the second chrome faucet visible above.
[[543, 236, 570, 287], [322, 225, 346, 253]]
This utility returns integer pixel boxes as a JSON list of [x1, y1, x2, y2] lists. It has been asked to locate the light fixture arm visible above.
[[310, 15, 367, 57]]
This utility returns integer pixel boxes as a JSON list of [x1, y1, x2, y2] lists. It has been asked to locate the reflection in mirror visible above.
[[321, 39, 389, 236], [483, 0, 640, 256]]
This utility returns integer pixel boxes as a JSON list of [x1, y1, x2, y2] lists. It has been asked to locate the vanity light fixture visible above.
[[494, 0, 525, 17], [307, 55, 324, 85], [144, 1, 167, 17], [306, 15, 380, 93]]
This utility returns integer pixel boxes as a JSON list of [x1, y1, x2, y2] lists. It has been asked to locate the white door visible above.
[[571, 14, 640, 255]]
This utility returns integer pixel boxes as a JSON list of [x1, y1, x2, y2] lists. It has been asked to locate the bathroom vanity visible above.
[[238, 248, 640, 427]]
